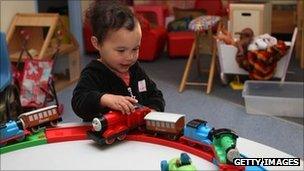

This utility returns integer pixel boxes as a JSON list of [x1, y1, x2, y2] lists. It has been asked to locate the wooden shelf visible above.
[[271, 9, 296, 34], [296, 0, 304, 68], [9, 44, 77, 62], [7, 13, 81, 90]]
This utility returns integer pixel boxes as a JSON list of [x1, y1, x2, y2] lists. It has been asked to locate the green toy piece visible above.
[[212, 129, 240, 164], [161, 153, 197, 171], [0, 130, 47, 154]]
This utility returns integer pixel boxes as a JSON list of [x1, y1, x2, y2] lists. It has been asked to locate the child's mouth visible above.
[[120, 63, 132, 68]]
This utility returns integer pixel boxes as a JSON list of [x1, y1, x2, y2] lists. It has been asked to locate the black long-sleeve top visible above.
[[71, 60, 165, 121]]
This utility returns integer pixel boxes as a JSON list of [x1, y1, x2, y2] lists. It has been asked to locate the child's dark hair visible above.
[[86, 1, 137, 44]]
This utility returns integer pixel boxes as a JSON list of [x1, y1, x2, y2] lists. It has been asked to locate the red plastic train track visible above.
[[45, 125, 245, 171]]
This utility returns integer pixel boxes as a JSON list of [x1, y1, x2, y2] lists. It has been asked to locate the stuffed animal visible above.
[[214, 27, 254, 57], [213, 28, 235, 45], [243, 40, 288, 80], [235, 28, 254, 57], [248, 34, 278, 51], [215, 27, 288, 80], [232, 28, 288, 80]]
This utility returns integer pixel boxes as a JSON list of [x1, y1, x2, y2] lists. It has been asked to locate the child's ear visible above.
[[91, 36, 101, 51]]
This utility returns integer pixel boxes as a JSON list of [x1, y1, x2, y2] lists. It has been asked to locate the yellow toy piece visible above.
[[230, 81, 244, 90], [229, 76, 244, 90]]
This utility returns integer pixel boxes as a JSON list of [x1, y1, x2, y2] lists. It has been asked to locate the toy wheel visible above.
[[138, 126, 145, 132], [0, 142, 7, 147], [202, 146, 212, 153], [105, 138, 115, 145], [187, 140, 196, 147], [179, 138, 186, 145], [227, 148, 240, 163], [31, 126, 41, 133], [16, 134, 25, 142], [50, 120, 58, 127], [168, 134, 178, 141], [160, 160, 169, 171], [117, 133, 126, 141], [172, 135, 178, 140]]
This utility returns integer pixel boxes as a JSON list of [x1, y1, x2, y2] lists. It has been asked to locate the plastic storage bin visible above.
[[242, 81, 304, 117]]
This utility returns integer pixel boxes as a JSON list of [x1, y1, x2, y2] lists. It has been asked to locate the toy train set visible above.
[[87, 106, 243, 170], [1, 104, 268, 170], [0, 105, 62, 147]]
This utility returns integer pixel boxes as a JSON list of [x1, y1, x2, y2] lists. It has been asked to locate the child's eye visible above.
[[132, 47, 139, 52], [117, 49, 125, 53]]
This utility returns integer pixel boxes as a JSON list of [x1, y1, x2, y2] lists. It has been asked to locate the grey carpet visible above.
[[57, 53, 303, 158]]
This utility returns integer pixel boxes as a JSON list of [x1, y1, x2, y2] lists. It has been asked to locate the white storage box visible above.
[[242, 81, 304, 117], [229, 3, 272, 38], [217, 41, 247, 75], [217, 28, 298, 83]]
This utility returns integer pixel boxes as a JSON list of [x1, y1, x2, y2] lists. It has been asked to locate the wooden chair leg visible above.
[[206, 24, 222, 94], [195, 32, 203, 76], [196, 46, 202, 76], [206, 40, 217, 94], [179, 21, 223, 94], [179, 41, 196, 92]]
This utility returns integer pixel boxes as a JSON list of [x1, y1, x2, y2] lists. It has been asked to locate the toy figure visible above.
[[248, 33, 278, 51], [177, 153, 192, 166], [214, 27, 254, 57], [213, 26, 235, 45], [235, 28, 254, 57], [161, 153, 197, 171]]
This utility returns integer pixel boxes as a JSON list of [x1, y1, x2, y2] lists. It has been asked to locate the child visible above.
[[71, 1, 165, 122]]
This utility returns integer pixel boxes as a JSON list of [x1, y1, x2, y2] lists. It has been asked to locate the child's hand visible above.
[[100, 94, 138, 115]]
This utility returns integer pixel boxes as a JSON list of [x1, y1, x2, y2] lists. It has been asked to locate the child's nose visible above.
[[125, 52, 135, 61]]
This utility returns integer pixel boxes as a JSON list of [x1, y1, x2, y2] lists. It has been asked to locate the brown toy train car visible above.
[[18, 105, 61, 132], [144, 112, 185, 140]]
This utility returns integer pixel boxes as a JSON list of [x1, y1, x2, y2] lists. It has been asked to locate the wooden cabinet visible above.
[[271, 2, 297, 34], [296, 0, 304, 68]]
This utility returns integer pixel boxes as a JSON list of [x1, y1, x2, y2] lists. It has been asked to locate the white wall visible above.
[[0, 0, 36, 32]]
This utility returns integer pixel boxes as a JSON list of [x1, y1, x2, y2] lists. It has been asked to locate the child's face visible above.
[[94, 22, 142, 74]]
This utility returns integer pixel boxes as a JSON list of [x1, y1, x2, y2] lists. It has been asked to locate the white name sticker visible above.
[[138, 79, 147, 92]]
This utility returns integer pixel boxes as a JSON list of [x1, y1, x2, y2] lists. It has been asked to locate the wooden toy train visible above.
[[0, 105, 62, 146], [87, 105, 241, 169]]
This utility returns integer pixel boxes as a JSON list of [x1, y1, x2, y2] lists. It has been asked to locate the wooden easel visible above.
[[179, 23, 220, 94]]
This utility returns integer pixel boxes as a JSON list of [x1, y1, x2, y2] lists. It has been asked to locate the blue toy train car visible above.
[[183, 119, 214, 145], [0, 120, 25, 147]]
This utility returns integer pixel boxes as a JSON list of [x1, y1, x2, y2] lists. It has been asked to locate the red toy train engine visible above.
[[87, 106, 151, 145]]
